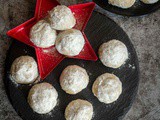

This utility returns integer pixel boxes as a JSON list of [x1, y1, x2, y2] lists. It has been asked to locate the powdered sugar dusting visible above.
[[99, 40, 128, 68], [42, 47, 60, 58], [65, 99, 93, 120], [56, 29, 85, 56], [48, 5, 76, 30], [60, 65, 89, 94], [10, 56, 39, 84], [30, 20, 57, 48], [92, 73, 122, 104], [28, 83, 58, 114]]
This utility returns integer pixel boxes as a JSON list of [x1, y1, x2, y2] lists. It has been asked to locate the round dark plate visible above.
[[93, 0, 160, 16], [4, 12, 139, 120]]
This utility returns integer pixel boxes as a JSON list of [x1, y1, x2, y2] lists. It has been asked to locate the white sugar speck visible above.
[[9, 75, 19, 87], [128, 64, 136, 69], [23, 49, 28, 54]]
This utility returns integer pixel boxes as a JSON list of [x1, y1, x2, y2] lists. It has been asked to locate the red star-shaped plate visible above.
[[7, 0, 98, 79]]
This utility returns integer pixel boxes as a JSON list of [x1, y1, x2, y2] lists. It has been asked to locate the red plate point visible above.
[[7, 0, 97, 79], [35, 0, 60, 20], [7, 18, 36, 47], [69, 2, 96, 31]]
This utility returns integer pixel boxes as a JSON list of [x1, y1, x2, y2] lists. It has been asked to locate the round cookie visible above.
[[65, 99, 93, 120], [10, 56, 38, 84], [48, 5, 76, 30], [28, 82, 58, 114], [99, 39, 128, 68], [30, 20, 57, 48], [108, 0, 136, 9], [140, 0, 159, 4], [56, 29, 85, 56], [60, 65, 89, 94], [92, 73, 122, 104]]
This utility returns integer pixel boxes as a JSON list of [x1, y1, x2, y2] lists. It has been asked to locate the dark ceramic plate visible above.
[[93, 0, 160, 16], [4, 12, 139, 120]]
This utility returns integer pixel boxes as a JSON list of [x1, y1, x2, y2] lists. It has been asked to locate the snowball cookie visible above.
[[99, 40, 128, 68], [92, 73, 122, 104], [108, 0, 136, 9], [140, 0, 159, 4], [30, 20, 57, 48], [10, 56, 38, 84], [60, 65, 89, 94], [56, 29, 85, 56], [65, 99, 93, 120], [48, 5, 76, 30], [28, 82, 58, 114]]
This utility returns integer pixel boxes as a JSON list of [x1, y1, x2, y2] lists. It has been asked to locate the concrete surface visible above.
[[0, 0, 159, 120]]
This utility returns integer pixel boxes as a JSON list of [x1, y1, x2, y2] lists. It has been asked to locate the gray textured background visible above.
[[0, 0, 160, 120]]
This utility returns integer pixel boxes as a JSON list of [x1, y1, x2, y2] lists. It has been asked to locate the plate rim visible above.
[[93, 0, 160, 16]]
